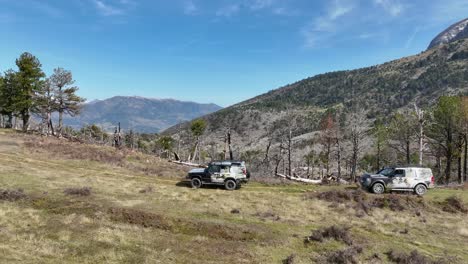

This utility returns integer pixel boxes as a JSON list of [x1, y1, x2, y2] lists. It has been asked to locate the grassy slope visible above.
[[0, 129, 467, 263]]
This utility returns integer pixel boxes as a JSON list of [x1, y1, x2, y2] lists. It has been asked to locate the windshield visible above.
[[377, 168, 395, 176]]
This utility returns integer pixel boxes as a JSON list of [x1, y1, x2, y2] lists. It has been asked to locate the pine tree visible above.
[[15, 52, 45, 131], [49, 68, 85, 136], [0, 70, 19, 128]]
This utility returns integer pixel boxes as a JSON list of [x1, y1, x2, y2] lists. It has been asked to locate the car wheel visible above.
[[414, 184, 427, 196], [191, 178, 202, 189], [225, 179, 237, 191], [372, 182, 385, 194]]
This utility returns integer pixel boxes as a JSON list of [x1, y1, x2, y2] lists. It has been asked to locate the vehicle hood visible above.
[[189, 168, 205, 174]]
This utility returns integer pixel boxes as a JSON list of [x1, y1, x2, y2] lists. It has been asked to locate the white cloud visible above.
[[216, 4, 240, 17], [93, 0, 123, 16], [248, 0, 274, 10], [374, 0, 404, 16], [183, 1, 198, 15], [302, 0, 354, 47]]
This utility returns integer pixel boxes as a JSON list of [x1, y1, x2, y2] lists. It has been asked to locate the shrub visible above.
[[0, 189, 27, 201], [442, 196, 467, 213], [305, 225, 353, 245], [64, 187, 92, 196]]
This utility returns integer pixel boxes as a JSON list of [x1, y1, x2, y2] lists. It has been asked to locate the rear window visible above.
[[419, 168, 432, 178]]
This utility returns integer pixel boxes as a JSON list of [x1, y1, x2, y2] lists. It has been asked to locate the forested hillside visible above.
[[164, 38, 468, 180]]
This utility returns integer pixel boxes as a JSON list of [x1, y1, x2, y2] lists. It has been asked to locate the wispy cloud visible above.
[[302, 0, 354, 47], [30, 0, 64, 18], [216, 4, 240, 17], [183, 1, 198, 15], [92, 0, 136, 16], [214, 0, 296, 18], [248, 0, 274, 10], [374, 0, 405, 17]]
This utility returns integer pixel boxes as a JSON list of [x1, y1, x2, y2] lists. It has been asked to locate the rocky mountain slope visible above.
[[164, 38, 468, 162], [63, 96, 222, 133], [428, 18, 468, 49]]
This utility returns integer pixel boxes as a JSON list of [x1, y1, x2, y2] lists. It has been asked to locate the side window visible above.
[[208, 165, 221, 174], [220, 166, 230, 174], [394, 169, 405, 177]]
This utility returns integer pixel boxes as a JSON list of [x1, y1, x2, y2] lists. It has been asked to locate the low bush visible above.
[[64, 187, 92, 196], [442, 196, 467, 214], [0, 189, 27, 201], [305, 225, 353, 245]]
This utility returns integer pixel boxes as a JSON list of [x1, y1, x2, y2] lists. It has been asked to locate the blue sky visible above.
[[0, 0, 467, 107]]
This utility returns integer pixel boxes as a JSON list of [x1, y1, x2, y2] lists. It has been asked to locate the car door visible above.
[[205, 165, 220, 183], [390, 169, 410, 189]]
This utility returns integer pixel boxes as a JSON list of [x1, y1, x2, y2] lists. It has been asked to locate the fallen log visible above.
[[169, 160, 207, 168], [276, 173, 322, 184]]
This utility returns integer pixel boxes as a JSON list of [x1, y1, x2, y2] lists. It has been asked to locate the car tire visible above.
[[225, 179, 237, 191], [414, 184, 427, 196], [191, 178, 202, 189], [372, 182, 385, 194]]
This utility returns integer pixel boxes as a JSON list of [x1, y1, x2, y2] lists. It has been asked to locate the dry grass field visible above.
[[0, 129, 467, 263]]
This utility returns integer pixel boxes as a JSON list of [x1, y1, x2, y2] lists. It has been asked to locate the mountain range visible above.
[[62, 96, 222, 133]]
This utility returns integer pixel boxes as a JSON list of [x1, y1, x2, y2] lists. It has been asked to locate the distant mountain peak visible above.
[[428, 18, 468, 49], [63, 96, 222, 133]]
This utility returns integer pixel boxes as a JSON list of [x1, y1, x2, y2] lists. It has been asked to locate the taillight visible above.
[[242, 168, 246, 175], [431, 176, 434, 184]]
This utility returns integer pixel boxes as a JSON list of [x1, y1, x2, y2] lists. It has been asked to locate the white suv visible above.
[[360, 166, 435, 196]]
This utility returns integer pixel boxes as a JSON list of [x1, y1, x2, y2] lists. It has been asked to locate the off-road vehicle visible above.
[[360, 166, 434, 196], [187, 160, 250, 190]]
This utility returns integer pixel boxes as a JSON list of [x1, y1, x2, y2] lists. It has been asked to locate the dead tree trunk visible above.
[[288, 129, 292, 176], [414, 103, 425, 165], [228, 128, 233, 160], [336, 138, 342, 183], [464, 134, 467, 182]]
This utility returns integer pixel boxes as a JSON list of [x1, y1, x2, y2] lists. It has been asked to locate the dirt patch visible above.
[[31, 197, 102, 217], [109, 207, 275, 242], [24, 137, 186, 179], [0, 189, 28, 201], [441, 196, 468, 214], [305, 225, 354, 246], [254, 211, 281, 221], [109, 207, 172, 229], [64, 187, 92, 196], [25, 139, 125, 165]]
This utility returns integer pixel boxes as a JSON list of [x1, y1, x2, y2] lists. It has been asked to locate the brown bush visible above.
[[64, 187, 92, 196], [386, 250, 447, 264], [305, 225, 354, 245], [282, 254, 296, 264], [139, 186, 154, 194], [109, 207, 172, 230], [0, 189, 27, 201], [322, 246, 363, 264], [308, 189, 427, 215], [442, 196, 468, 213]]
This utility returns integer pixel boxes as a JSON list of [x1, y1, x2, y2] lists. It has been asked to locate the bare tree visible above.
[[414, 103, 427, 166], [346, 110, 367, 182], [320, 112, 335, 176], [389, 111, 416, 164]]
